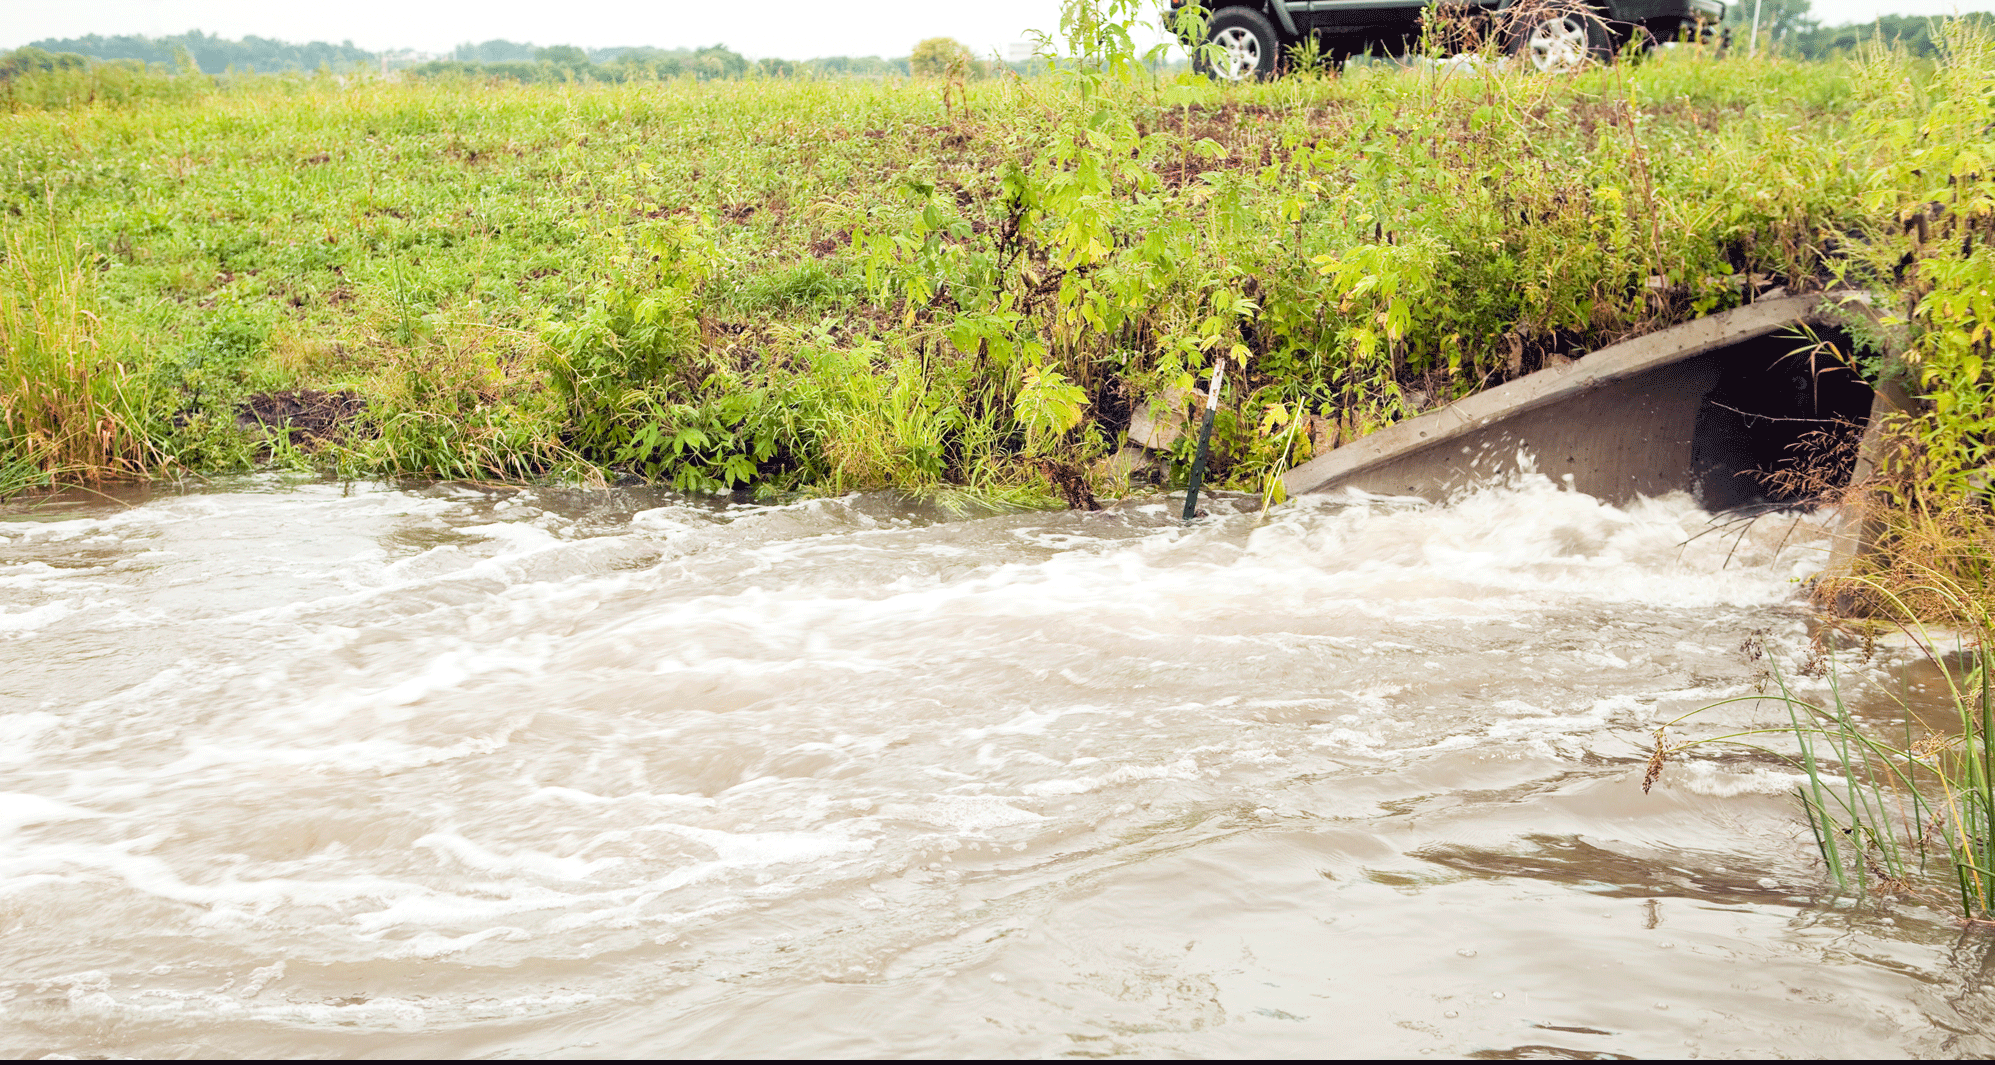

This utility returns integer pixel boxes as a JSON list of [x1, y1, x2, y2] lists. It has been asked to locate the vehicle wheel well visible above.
[[1207, 2, 1298, 39]]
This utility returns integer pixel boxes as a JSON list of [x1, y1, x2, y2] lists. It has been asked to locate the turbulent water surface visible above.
[[1, 475, 1988, 1057]]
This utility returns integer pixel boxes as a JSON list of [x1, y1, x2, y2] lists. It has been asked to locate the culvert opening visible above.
[[1690, 326, 1877, 512]]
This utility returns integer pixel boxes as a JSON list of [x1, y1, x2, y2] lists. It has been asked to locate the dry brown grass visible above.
[[1814, 416, 1995, 622]]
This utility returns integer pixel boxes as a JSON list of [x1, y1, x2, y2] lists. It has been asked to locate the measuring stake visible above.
[[1181, 358, 1225, 523]]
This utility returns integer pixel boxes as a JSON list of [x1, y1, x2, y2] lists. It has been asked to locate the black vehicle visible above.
[[1171, 0, 1726, 77]]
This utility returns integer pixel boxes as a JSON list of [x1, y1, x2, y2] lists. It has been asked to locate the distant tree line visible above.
[[1720, 1, 1994, 58], [9, 31, 1041, 83], [909, 37, 1015, 78], [1797, 13, 1995, 57], [418, 40, 920, 81], [13, 31, 922, 81], [23, 30, 373, 73], [0, 47, 92, 80]]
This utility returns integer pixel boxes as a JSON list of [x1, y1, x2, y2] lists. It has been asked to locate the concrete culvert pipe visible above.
[[1281, 293, 1908, 523]]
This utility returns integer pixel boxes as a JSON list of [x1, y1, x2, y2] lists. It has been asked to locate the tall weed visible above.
[[1657, 575, 1995, 920], [0, 216, 151, 490]]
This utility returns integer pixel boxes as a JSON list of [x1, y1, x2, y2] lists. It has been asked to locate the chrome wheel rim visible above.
[[1525, 15, 1592, 72], [1210, 26, 1261, 80]]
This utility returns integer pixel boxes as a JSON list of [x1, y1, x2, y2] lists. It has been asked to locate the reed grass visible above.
[[0, 208, 152, 490], [1656, 569, 1995, 920]]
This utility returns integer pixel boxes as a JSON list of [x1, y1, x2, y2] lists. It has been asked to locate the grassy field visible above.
[[0, 22, 1989, 589]]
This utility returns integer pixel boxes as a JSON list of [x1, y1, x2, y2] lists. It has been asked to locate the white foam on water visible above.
[[1670, 760, 1815, 797], [0, 792, 101, 835], [0, 713, 60, 765], [884, 796, 1046, 832], [0, 598, 74, 635], [414, 832, 626, 881]]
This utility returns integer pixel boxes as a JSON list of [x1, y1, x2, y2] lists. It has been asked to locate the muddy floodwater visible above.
[[2, 475, 1990, 1057]]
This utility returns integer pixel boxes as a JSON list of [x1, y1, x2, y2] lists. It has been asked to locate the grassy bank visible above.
[[0, 23, 1988, 579]]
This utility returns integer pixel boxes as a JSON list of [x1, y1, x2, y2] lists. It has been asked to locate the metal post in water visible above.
[[1181, 358, 1225, 523]]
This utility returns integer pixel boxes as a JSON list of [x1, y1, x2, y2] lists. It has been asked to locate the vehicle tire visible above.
[[1193, 7, 1284, 82], [1503, 1, 1613, 72]]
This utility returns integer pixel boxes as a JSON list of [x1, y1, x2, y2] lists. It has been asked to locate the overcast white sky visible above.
[[0, 0, 1984, 57]]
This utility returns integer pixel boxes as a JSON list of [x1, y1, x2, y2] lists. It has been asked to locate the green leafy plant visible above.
[[1014, 364, 1089, 452]]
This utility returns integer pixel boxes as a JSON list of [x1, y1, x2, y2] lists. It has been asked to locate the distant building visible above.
[[378, 49, 443, 73], [1002, 41, 1036, 63]]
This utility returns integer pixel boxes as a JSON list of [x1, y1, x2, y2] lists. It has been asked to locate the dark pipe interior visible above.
[[1690, 326, 1876, 511]]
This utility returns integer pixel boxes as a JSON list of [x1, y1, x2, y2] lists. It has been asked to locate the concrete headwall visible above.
[[1280, 293, 1895, 509]]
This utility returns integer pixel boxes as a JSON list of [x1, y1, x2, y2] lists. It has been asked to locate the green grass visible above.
[[0, 207, 154, 488], [0, 19, 1988, 524]]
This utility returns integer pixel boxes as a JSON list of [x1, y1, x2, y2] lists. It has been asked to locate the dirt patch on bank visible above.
[[238, 389, 368, 448]]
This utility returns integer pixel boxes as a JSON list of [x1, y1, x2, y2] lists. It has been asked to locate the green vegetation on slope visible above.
[[0, 19, 1988, 588]]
